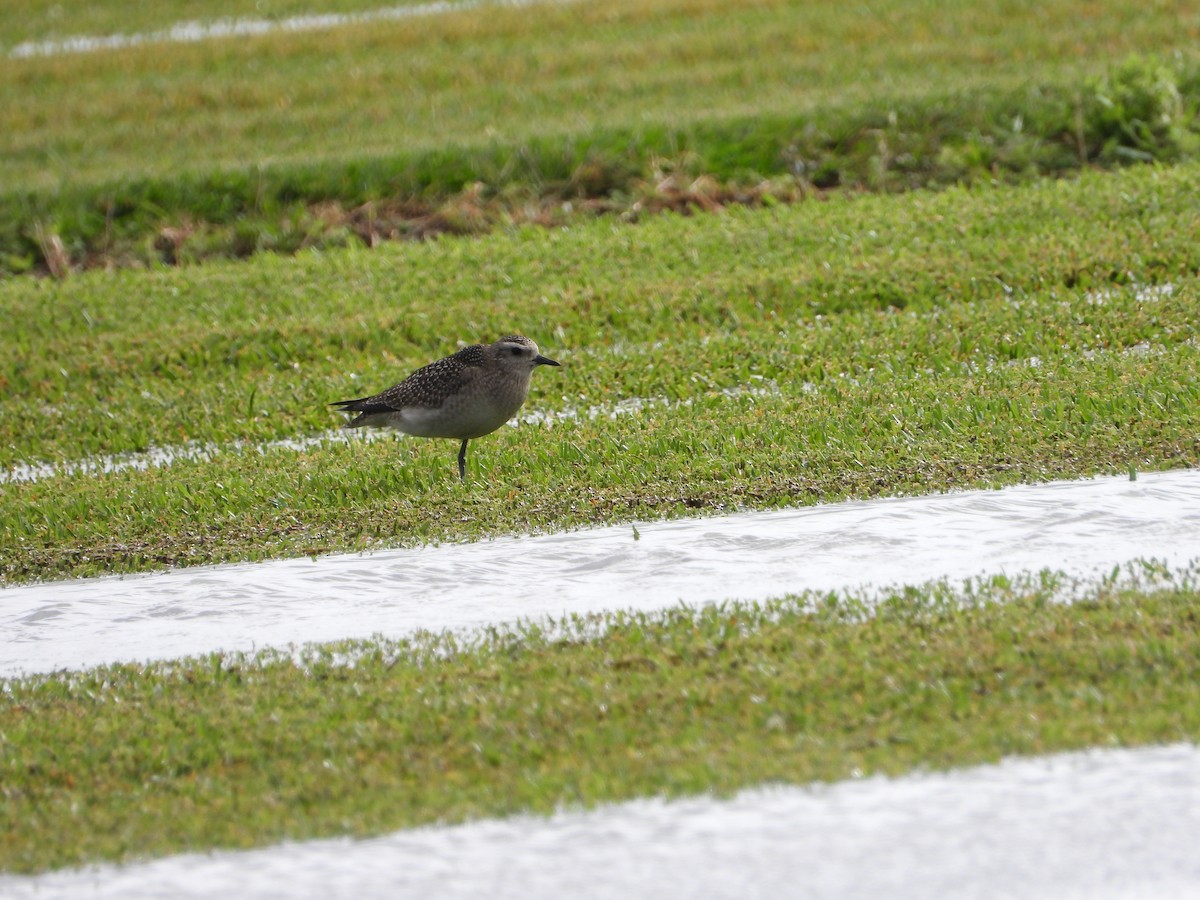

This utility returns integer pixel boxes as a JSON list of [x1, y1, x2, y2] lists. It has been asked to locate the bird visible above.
[[331, 334, 561, 480]]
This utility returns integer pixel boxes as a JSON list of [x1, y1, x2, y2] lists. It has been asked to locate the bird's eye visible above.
[[510, 346, 523, 356]]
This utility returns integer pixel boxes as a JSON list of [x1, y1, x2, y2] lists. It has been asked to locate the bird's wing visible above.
[[331, 345, 485, 412]]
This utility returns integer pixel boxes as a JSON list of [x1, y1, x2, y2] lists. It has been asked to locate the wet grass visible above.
[[2, 161, 1198, 581], [2, 572, 1198, 873]]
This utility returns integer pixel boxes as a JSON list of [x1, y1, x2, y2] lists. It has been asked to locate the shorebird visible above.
[[331, 335, 561, 480]]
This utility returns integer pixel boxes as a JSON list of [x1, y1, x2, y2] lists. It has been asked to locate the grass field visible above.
[[2, 0, 1200, 877]]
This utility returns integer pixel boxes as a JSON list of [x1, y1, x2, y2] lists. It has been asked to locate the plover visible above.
[[332, 335, 561, 480]]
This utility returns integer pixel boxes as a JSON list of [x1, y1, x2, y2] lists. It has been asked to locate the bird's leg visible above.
[[458, 438, 469, 482]]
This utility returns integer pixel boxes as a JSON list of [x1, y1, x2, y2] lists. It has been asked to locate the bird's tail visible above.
[[330, 397, 394, 428], [328, 400, 388, 415]]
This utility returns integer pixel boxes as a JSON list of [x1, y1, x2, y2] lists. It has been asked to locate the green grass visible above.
[[2, 0, 1198, 274], [2, 161, 1198, 581], [3, 571, 1198, 873]]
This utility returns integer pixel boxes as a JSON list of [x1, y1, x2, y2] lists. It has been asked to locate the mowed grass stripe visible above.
[[2, 579, 1198, 873]]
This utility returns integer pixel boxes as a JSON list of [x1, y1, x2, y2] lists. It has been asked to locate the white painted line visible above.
[[8, 0, 579, 59], [3, 467, 1197, 677], [3, 742, 1198, 898]]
